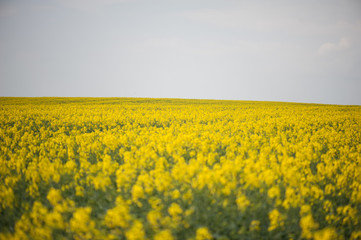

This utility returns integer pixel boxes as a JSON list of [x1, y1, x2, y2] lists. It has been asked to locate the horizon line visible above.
[[0, 96, 360, 106]]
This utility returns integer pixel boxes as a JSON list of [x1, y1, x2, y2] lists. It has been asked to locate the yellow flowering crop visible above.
[[0, 97, 360, 239]]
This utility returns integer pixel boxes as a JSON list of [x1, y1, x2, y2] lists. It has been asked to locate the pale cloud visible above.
[[135, 37, 245, 56], [1, 0, 360, 104], [317, 37, 352, 55], [30, 5, 54, 11], [183, 7, 309, 34], [0, 5, 18, 17], [131, 36, 308, 77], [56, 0, 133, 12], [182, 3, 360, 37]]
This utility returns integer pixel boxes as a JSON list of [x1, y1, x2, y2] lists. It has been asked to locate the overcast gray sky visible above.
[[0, 0, 360, 104]]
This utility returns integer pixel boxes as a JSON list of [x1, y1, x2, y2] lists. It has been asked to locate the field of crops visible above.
[[0, 97, 361, 240]]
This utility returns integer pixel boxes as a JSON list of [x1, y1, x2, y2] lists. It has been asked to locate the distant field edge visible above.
[[0, 96, 360, 107]]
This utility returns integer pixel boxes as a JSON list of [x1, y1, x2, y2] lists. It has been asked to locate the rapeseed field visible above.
[[0, 97, 360, 240]]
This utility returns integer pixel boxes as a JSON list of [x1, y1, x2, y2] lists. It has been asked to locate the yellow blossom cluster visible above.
[[0, 97, 360, 239]]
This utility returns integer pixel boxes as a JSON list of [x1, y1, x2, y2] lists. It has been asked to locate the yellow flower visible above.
[[104, 202, 131, 229], [47, 188, 62, 206], [300, 214, 319, 239], [268, 209, 285, 231], [0, 185, 14, 209], [236, 193, 250, 211], [70, 207, 97, 239], [300, 205, 312, 216], [125, 220, 145, 240], [250, 220, 260, 231], [132, 184, 145, 207], [92, 173, 111, 191], [196, 227, 213, 240], [154, 229, 174, 240], [268, 186, 280, 199], [45, 211, 65, 229], [171, 189, 180, 199], [147, 210, 162, 230], [350, 231, 361, 240], [75, 185, 84, 197], [314, 228, 337, 240], [168, 203, 183, 218], [2, 98, 361, 239]]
